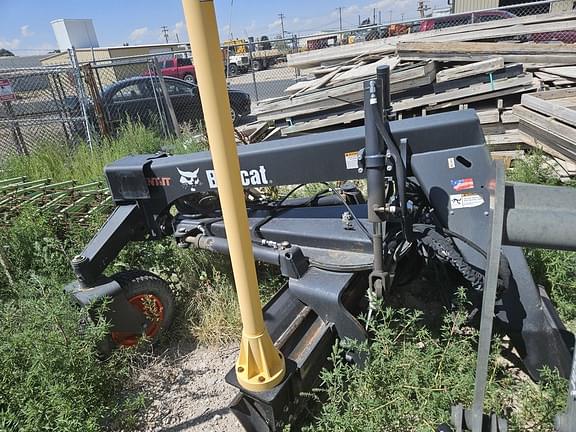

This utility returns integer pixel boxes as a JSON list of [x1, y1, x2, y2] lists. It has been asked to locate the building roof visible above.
[[0, 55, 47, 70]]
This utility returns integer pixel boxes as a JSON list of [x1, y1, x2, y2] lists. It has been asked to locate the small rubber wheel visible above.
[[251, 59, 261, 71], [183, 73, 195, 83], [228, 63, 238, 76], [108, 270, 175, 348], [230, 105, 240, 126]]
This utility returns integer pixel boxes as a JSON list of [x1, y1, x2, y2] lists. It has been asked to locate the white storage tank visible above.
[[51, 19, 100, 51]]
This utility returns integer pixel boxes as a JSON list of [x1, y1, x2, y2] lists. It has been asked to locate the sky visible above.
[[0, 0, 448, 55]]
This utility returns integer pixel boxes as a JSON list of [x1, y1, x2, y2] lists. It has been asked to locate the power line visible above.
[[160, 25, 169, 43]]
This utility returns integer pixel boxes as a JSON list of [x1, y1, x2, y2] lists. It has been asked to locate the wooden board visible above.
[[432, 63, 523, 94], [540, 66, 576, 80], [513, 104, 576, 145], [521, 88, 576, 127], [254, 62, 436, 122], [519, 121, 576, 162], [397, 41, 576, 64], [436, 57, 504, 83], [284, 56, 398, 94], [426, 81, 536, 112], [518, 130, 576, 175], [392, 74, 532, 112]]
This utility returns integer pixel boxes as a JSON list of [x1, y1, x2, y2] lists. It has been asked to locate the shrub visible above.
[[0, 208, 141, 431]]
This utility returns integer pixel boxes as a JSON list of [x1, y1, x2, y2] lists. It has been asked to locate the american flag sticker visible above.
[[451, 177, 474, 192]]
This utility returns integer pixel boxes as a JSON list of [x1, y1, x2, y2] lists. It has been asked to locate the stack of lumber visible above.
[[287, 12, 576, 70], [0, 177, 112, 225], [236, 11, 576, 180], [248, 54, 534, 137], [244, 11, 576, 138], [513, 88, 576, 164]]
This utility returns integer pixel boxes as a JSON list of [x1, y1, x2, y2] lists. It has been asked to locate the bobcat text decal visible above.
[[206, 166, 269, 188]]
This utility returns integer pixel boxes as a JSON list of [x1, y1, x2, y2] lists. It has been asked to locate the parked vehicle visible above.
[[157, 57, 197, 82], [222, 36, 287, 74], [67, 76, 251, 134]]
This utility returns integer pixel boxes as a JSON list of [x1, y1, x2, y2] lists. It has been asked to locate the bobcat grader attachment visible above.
[[66, 1, 576, 431]]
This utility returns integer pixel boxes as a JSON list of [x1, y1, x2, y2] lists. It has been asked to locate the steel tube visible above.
[[503, 182, 576, 251]]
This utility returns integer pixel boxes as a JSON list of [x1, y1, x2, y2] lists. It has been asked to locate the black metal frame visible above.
[[68, 68, 576, 432]]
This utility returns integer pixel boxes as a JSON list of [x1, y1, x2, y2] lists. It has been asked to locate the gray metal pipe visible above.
[[503, 182, 576, 251]]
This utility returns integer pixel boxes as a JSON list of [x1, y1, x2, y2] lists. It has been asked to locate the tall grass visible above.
[[0, 122, 226, 431], [0, 121, 205, 183], [304, 300, 567, 432]]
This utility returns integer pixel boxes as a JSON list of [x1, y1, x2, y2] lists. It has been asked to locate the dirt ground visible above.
[[132, 342, 242, 432]]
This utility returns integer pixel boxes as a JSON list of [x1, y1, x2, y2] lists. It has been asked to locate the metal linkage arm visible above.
[[71, 204, 148, 287]]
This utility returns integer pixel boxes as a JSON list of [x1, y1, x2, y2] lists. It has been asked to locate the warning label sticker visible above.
[[448, 157, 455, 169], [345, 151, 359, 170], [450, 193, 484, 209]]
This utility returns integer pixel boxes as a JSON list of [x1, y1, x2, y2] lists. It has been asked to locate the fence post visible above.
[[82, 63, 110, 138], [3, 100, 27, 155], [152, 57, 180, 137], [246, 42, 259, 102], [68, 47, 94, 151]]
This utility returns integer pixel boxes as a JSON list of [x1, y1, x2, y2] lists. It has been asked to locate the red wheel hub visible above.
[[110, 294, 165, 347]]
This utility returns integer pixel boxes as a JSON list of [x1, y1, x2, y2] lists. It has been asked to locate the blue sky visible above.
[[1, 0, 447, 55]]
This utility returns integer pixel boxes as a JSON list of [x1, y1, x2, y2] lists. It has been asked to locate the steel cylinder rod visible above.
[[503, 182, 576, 251], [181, 0, 285, 392]]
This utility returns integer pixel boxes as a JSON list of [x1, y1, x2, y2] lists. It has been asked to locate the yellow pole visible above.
[[181, 0, 285, 391]]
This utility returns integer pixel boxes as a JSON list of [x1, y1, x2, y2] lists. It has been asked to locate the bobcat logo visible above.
[[177, 167, 201, 191]]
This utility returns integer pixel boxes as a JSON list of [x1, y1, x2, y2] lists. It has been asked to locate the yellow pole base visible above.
[[236, 330, 285, 392]]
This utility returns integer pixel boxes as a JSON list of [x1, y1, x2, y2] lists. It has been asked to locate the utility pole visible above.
[[337, 6, 343, 31], [278, 13, 286, 39], [389, 10, 393, 23], [373, 8, 376, 25], [417, 0, 430, 18], [379, 10, 382, 25], [161, 25, 169, 43]]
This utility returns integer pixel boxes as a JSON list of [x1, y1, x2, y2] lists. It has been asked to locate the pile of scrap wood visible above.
[[513, 88, 576, 171], [287, 12, 576, 69], [250, 53, 534, 138], [239, 11, 576, 144]]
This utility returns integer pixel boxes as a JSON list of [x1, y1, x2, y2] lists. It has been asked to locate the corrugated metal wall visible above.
[[454, 0, 499, 13]]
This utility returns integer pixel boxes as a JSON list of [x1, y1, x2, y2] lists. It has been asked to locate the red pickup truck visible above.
[[159, 57, 196, 82]]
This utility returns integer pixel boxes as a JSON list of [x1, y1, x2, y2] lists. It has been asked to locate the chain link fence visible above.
[[0, 64, 87, 157], [225, 0, 576, 101], [0, 0, 574, 160]]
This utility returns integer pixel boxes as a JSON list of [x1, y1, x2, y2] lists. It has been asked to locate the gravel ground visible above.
[[132, 342, 242, 432]]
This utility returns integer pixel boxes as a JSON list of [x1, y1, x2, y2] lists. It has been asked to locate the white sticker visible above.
[[450, 193, 485, 209], [345, 151, 359, 170], [448, 157, 455, 169]]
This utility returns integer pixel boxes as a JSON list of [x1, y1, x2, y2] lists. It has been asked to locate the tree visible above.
[[0, 48, 15, 57]]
